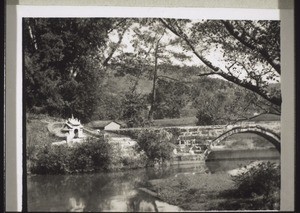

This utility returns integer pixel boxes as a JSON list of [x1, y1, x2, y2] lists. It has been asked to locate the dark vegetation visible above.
[[229, 162, 280, 209], [30, 138, 110, 174], [135, 129, 176, 166], [28, 136, 148, 174], [216, 162, 280, 210]]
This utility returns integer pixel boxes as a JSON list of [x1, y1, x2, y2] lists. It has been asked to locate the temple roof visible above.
[[66, 115, 82, 126], [61, 125, 71, 132]]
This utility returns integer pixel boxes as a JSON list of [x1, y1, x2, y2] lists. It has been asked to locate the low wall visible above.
[[171, 154, 205, 165], [108, 121, 280, 147], [206, 147, 280, 161]]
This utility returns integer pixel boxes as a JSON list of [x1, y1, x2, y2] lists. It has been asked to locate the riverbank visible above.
[[27, 157, 280, 211], [143, 173, 236, 210], [143, 161, 280, 211]]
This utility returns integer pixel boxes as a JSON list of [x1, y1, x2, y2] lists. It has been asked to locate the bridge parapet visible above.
[[177, 121, 280, 141], [108, 121, 280, 149]]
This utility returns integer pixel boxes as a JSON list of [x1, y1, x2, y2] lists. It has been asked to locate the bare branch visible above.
[[159, 19, 219, 72], [160, 18, 281, 107], [103, 24, 131, 66], [107, 19, 127, 34], [221, 20, 281, 74], [228, 112, 280, 125]]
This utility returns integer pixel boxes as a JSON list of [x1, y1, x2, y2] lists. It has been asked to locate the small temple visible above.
[[61, 115, 84, 142]]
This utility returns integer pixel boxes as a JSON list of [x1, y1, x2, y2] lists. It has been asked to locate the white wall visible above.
[[104, 122, 121, 130]]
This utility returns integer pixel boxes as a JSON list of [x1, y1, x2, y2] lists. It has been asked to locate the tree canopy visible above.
[[24, 18, 281, 125], [24, 18, 133, 122]]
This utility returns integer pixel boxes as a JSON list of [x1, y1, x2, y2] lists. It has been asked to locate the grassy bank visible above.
[[145, 162, 280, 211], [145, 173, 235, 210]]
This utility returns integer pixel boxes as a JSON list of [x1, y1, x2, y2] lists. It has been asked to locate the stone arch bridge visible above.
[[175, 121, 280, 153], [109, 121, 280, 152], [209, 125, 280, 151]]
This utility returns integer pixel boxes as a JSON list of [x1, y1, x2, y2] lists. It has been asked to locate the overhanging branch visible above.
[[159, 18, 282, 107], [221, 20, 281, 74]]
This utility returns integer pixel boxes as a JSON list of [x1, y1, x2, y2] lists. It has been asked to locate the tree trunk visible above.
[[148, 44, 159, 121], [148, 32, 165, 121]]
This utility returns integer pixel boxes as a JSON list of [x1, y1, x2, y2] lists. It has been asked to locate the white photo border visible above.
[[5, 3, 295, 212]]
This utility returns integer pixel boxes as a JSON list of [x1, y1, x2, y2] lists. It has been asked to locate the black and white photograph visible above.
[[23, 15, 283, 212]]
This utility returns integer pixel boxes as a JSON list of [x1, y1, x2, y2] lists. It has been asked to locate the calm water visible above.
[[27, 149, 280, 212]]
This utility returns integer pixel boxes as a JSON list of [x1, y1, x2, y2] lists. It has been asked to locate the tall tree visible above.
[[111, 19, 193, 121], [153, 78, 190, 119], [147, 27, 167, 121], [120, 88, 149, 128], [24, 18, 130, 122]]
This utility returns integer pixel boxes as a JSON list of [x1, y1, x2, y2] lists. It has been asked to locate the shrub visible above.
[[67, 138, 112, 172], [196, 112, 215, 126], [164, 128, 182, 144], [31, 144, 70, 174], [29, 136, 150, 174], [231, 161, 280, 209], [136, 129, 175, 165], [30, 137, 112, 174], [121, 150, 148, 169]]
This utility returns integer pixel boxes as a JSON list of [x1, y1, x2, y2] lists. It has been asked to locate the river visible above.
[[27, 148, 280, 212]]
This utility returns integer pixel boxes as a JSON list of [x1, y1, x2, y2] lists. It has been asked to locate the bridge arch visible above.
[[210, 126, 281, 152]]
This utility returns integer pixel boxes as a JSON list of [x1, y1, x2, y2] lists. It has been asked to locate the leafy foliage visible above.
[[152, 79, 190, 119], [232, 162, 280, 199], [136, 129, 175, 165], [219, 161, 281, 210], [24, 18, 114, 122], [28, 137, 150, 174], [120, 90, 150, 127], [30, 138, 112, 174]]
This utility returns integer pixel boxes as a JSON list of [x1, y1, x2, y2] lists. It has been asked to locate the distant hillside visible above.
[[151, 113, 280, 128], [104, 74, 153, 95]]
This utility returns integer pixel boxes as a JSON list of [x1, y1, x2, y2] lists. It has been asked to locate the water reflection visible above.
[[128, 191, 159, 212], [69, 197, 85, 212], [28, 166, 190, 212], [65, 188, 181, 212]]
